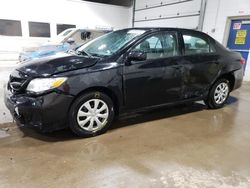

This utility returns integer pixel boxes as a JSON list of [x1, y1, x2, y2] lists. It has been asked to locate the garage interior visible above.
[[0, 0, 250, 187]]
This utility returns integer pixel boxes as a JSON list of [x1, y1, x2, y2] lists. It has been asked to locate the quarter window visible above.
[[0, 19, 22, 36], [183, 34, 214, 55], [135, 32, 178, 60], [29, 22, 50, 37]]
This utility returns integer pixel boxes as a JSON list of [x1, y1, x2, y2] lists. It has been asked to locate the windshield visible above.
[[58, 29, 74, 37], [77, 29, 146, 56], [50, 29, 75, 44]]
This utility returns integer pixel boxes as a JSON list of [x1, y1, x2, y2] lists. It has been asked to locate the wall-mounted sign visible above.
[[242, 20, 250, 25], [235, 37, 246, 45], [235, 30, 247, 45], [236, 30, 247, 37], [233, 23, 241, 30]]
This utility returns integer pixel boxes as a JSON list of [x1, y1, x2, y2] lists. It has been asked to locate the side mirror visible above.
[[67, 38, 75, 44], [127, 50, 147, 63]]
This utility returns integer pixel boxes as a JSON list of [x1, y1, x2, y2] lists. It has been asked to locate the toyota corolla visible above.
[[4, 28, 244, 137]]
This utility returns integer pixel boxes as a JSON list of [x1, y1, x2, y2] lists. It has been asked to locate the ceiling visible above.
[[83, 0, 133, 6]]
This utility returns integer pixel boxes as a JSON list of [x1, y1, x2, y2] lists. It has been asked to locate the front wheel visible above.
[[69, 92, 115, 137], [205, 78, 230, 109]]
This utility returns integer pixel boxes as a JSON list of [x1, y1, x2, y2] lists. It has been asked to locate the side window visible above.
[[71, 31, 83, 44], [183, 34, 214, 55], [71, 31, 92, 44], [134, 32, 178, 60], [81, 31, 91, 41], [147, 36, 163, 49]]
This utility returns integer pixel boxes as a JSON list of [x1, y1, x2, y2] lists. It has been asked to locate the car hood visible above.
[[16, 52, 99, 77], [22, 43, 63, 53]]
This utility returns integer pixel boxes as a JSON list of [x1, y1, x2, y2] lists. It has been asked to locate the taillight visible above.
[[240, 57, 246, 65]]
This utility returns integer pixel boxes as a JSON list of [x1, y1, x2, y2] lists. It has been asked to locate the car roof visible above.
[[121, 27, 213, 41], [130, 27, 190, 30]]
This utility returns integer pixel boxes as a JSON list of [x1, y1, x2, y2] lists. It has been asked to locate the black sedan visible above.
[[4, 28, 244, 137]]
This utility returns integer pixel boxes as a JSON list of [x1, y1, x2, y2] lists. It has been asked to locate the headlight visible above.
[[26, 77, 67, 93]]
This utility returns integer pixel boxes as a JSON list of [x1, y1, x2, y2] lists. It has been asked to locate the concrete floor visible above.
[[0, 83, 250, 187]]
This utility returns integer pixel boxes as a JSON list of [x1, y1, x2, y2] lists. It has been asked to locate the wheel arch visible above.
[[70, 86, 120, 116], [216, 72, 235, 91]]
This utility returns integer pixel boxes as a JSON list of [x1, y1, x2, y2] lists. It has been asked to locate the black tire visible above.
[[205, 78, 230, 109], [69, 91, 115, 137]]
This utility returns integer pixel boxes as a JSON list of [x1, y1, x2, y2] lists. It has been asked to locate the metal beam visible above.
[[198, 0, 207, 31], [134, 13, 200, 23], [132, 0, 136, 27], [135, 0, 192, 12]]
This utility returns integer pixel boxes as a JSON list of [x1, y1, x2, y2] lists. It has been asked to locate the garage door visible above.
[[134, 0, 205, 30]]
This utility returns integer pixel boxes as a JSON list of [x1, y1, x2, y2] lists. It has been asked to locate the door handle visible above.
[[207, 61, 219, 65]]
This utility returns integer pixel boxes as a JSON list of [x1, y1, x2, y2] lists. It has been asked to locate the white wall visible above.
[[0, 0, 132, 53], [203, 0, 250, 43], [203, 0, 250, 81], [134, 0, 202, 29]]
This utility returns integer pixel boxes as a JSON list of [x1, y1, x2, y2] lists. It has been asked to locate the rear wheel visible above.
[[205, 78, 230, 109], [69, 92, 115, 137]]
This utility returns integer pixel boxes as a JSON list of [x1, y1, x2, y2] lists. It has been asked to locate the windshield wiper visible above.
[[69, 49, 108, 58], [76, 50, 93, 58], [88, 53, 108, 58], [67, 49, 93, 58]]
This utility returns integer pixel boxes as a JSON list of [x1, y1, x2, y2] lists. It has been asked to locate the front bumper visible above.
[[4, 85, 74, 132]]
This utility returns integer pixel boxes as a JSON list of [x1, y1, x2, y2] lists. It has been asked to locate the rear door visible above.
[[123, 31, 183, 109], [178, 31, 220, 99]]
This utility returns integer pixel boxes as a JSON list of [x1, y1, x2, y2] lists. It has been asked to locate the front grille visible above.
[[8, 70, 30, 94]]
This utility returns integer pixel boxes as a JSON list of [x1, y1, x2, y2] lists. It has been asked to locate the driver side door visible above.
[[123, 31, 183, 110]]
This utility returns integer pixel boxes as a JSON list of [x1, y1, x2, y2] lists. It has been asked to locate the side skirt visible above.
[[119, 96, 205, 116]]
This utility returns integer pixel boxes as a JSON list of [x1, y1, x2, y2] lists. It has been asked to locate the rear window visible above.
[[183, 34, 215, 55]]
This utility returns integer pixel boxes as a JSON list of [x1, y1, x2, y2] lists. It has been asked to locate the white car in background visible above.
[[19, 28, 111, 62]]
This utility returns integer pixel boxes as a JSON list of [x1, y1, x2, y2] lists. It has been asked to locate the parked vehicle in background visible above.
[[5, 28, 244, 137], [19, 28, 111, 62]]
